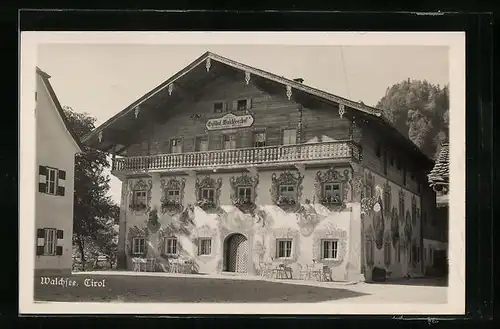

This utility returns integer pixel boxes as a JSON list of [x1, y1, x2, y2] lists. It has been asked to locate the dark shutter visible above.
[[36, 229, 45, 256], [58, 170, 66, 180], [57, 230, 64, 239], [246, 98, 252, 110], [56, 246, 63, 255], [56, 186, 65, 196], [38, 166, 47, 193]]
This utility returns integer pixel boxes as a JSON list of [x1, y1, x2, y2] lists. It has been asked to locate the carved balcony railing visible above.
[[112, 140, 362, 173]]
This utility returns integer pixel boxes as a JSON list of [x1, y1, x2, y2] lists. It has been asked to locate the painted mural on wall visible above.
[[147, 207, 161, 233], [195, 175, 223, 213], [383, 229, 392, 268], [404, 210, 413, 250], [270, 170, 304, 212], [229, 172, 259, 214], [314, 167, 351, 211], [296, 204, 325, 237], [391, 207, 400, 247], [312, 222, 348, 267], [160, 177, 186, 216], [128, 179, 152, 215]]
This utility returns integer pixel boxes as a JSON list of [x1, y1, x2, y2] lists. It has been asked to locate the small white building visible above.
[[35, 67, 82, 275]]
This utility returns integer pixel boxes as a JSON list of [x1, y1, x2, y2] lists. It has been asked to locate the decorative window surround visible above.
[[165, 237, 178, 256], [160, 177, 186, 215], [314, 167, 350, 211], [127, 226, 149, 258], [269, 228, 300, 263], [383, 230, 392, 268], [191, 224, 218, 263], [321, 239, 339, 260], [390, 207, 400, 247], [195, 175, 223, 212], [270, 171, 303, 212], [383, 180, 392, 217], [404, 210, 412, 250], [364, 225, 375, 267], [276, 239, 293, 259], [198, 238, 212, 256], [132, 237, 146, 256], [128, 179, 152, 215], [229, 173, 259, 214], [411, 195, 417, 226], [312, 223, 347, 267]]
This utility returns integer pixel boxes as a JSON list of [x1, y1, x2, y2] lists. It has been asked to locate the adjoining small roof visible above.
[[428, 142, 449, 186], [36, 67, 84, 152]]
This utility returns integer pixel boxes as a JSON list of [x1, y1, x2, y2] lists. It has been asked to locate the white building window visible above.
[[132, 237, 146, 255], [276, 239, 292, 258], [237, 186, 252, 203], [46, 168, 57, 195], [198, 238, 212, 255], [199, 188, 215, 203], [166, 189, 180, 202], [133, 190, 147, 207], [323, 182, 342, 203], [282, 129, 297, 145], [44, 229, 57, 255], [321, 239, 339, 260], [165, 238, 178, 255]]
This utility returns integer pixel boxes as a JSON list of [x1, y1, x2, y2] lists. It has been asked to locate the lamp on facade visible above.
[[134, 106, 140, 119], [206, 58, 211, 72], [286, 85, 292, 100], [339, 104, 345, 119], [168, 83, 173, 96], [98, 131, 103, 143]]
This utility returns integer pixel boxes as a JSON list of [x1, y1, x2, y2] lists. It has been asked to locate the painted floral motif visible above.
[[128, 179, 152, 215], [411, 195, 417, 226], [383, 180, 392, 217], [398, 188, 406, 224], [147, 207, 161, 233], [160, 177, 186, 215], [296, 204, 324, 237], [229, 173, 259, 214], [270, 171, 303, 212], [351, 174, 364, 200], [391, 207, 400, 247], [253, 208, 268, 227], [364, 225, 375, 267], [404, 210, 412, 249], [195, 175, 223, 213], [314, 167, 350, 211], [312, 222, 348, 267]]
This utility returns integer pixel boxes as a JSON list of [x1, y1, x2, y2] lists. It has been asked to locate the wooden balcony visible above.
[[112, 140, 362, 174]]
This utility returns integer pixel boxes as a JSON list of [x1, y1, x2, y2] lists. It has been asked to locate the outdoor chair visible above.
[[168, 258, 180, 273], [146, 258, 156, 272], [298, 264, 311, 280], [310, 264, 323, 281], [182, 260, 194, 274], [260, 263, 273, 279], [322, 265, 333, 282]]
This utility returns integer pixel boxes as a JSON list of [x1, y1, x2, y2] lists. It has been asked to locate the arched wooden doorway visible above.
[[223, 233, 249, 273]]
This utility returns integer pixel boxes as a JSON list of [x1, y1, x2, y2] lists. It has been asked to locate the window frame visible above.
[[199, 187, 215, 203], [46, 167, 58, 195], [282, 128, 297, 146], [237, 186, 253, 202], [323, 182, 342, 203], [170, 138, 183, 154], [196, 136, 209, 152], [222, 134, 237, 150], [198, 238, 212, 256], [276, 239, 293, 259], [321, 239, 339, 260], [236, 99, 247, 111], [133, 190, 147, 207], [166, 189, 181, 202], [165, 237, 178, 256], [279, 184, 296, 198], [132, 237, 146, 255], [253, 131, 266, 147], [43, 228, 57, 255]]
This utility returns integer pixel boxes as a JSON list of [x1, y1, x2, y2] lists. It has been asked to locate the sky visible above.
[[37, 44, 449, 205]]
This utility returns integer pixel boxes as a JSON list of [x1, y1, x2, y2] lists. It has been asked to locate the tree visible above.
[[376, 79, 449, 159], [63, 106, 119, 270]]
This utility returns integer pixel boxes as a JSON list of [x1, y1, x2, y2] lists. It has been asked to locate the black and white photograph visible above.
[[19, 32, 465, 315]]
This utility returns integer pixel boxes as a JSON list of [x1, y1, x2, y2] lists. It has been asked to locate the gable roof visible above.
[[428, 142, 449, 186], [36, 67, 83, 152], [81, 51, 432, 165]]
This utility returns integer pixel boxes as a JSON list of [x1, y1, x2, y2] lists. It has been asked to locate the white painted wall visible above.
[[35, 72, 79, 273]]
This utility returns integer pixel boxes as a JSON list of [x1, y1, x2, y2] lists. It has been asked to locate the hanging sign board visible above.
[[205, 113, 254, 131]]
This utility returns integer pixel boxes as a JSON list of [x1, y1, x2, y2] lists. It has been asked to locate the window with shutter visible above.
[[38, 166, 47, 193], [236, 99, 247, 111], [57, 170, 66, 196], [282, 129, 297, 145], [36, 228, 45, 255], [43, 228, 57, 255]]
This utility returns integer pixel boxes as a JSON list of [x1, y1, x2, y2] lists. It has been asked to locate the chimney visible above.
[[293, 78, 304, 83]]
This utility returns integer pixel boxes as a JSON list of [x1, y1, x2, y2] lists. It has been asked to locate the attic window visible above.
[[213, 102, 224, 113]]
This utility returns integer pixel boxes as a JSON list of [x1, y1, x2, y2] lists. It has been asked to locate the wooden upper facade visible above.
[[83, 52, 434, 196]]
